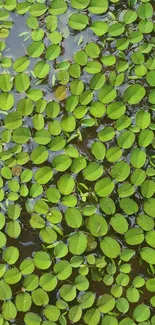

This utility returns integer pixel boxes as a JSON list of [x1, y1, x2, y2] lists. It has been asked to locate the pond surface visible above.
[[0, 0, 155, 325]]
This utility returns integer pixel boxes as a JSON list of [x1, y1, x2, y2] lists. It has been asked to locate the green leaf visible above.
[[27, 41, 44, 58], [65, 207, 82, 228], [91, 141, 106, 160], [85, 61, 102, 74], [49, 0, 67, 15], [71, 156, 87, 173], [3, 246, 19, 265], [71, 0, 89, 9], [125, 228, 144, 245], [110, 214, 128, 234], [78, 291, 95, 309], [0, 232, 6, 248], [97, 294, 115, 313], [0, 74, 13, 92], [117, 131, 135, 149], [145, 230, 155, 248], [2, 301, 17, 321], [24, 312, 42, 325], [54, 260, 72, 280], [111, 161, 130, 182], [144, 198, 155, 218], [106, 146, 122, 162], [12, 127, 31, 144], [20, 259, 35, 275], [15, 292, 32, 312], [44, 305, 60, 321], [98, 85, 116, 104], [52, 154, 72, 172], [69, 13, 89, 30], [83, 162, 103, 181], [13, 56, 30, 72], [141, 180, 155, 198], [140, 247, 155, 264], [107, 101, 126, 119], [130, 148, 146, 168], [0, 281, 12, 300], [6, 221, 21, 238], [90, 20, 108, 36], [29, 3, 47, 17], [89, 0, 108, 14], [59, 284, 76, 301], [31, 146, 48, 164], [116, 298, 129, 313], [133, 304, 150, 322], [34, 61, 50, 79], [46, 187, 60, 203], [54, 242, 68, 258], [61, 114, 76, 132], [95, 178, 114, 197], [108, 23, 124, 36], [69, 305, 82, 323], [126, 286, 140, 303], [0, 92, 14, 111], [23, 274, 39, 291], [57, 174, 75, 195], [101, 315, 118, 325], [32, 288, 49, 306], [74, 50, 88, 66], [4, 112, 22, 130], [33, 251, 51, 270], [45, 44, 61, 60], [40, 273, 57, 292], [137, 214, 154, 231], [123, 84, 146, 104], [123, 9, 137, 24], [26, 89, 43, 101], [99, 198, 116, 215], [146, 278, 155, 292], [34, 167, 53, 184], [85, 43, 100, 59], [88, 214, 108, 237], [68, 231, 87, 255], [83, 308, 100, 325], [137, 3, 153, 19], [100, 236, 121, 258], [39, 227, 57, 244]]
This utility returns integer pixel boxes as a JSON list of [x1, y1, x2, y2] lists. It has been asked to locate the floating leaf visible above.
[[68, 232, 87, 255], [65, 207, 82, 228], [100, 237, 121, 258], [140, 247, 155, 265], [69, 305, 82, 322], [29, 4, 47, 17], [57, 174, 75, 195], [89, 0, 108, 14], [2, 301, 17, 321], [33, 251, 51, 270], [69, 13, 89, 30], [78, 291, 95, 309], [88, 214, 108, 237], [83, 162, 103, 181], [95, 178, 114, 197], [49, 0, 67, 15], [0, 281, 12, 301], [133, 304, 150, 322], [124, 84, 146, 104], [24, 312, 42, 325], [97, 294, 115, 313], [15, 292, 32, 312]]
